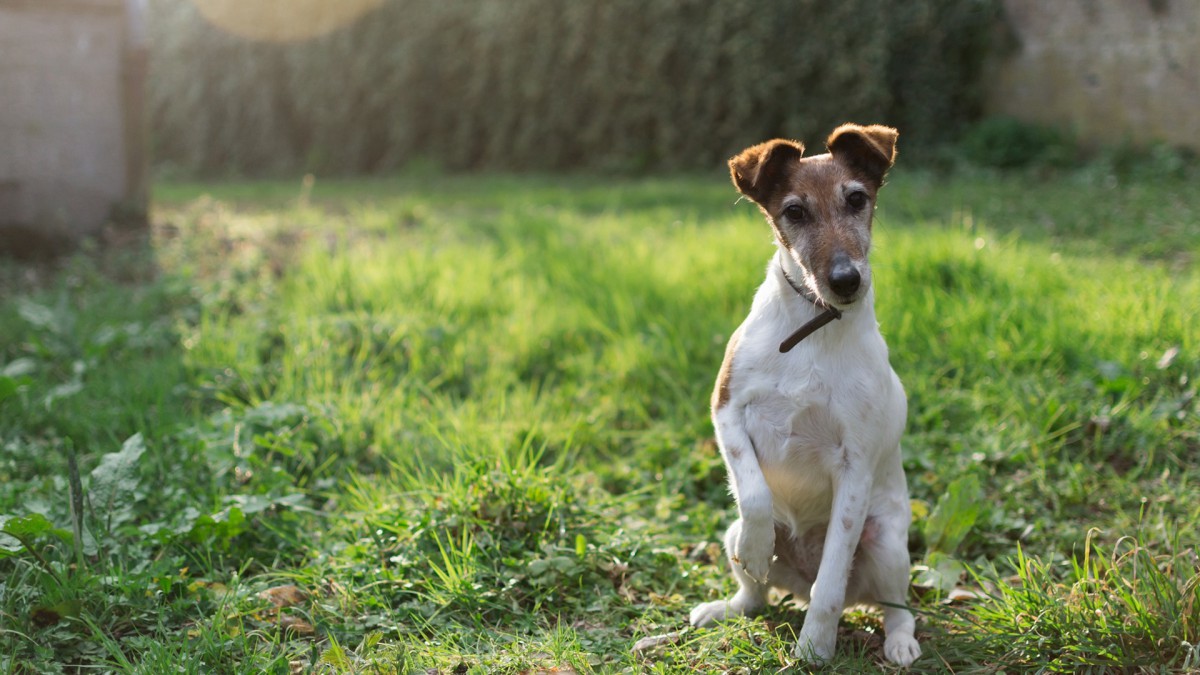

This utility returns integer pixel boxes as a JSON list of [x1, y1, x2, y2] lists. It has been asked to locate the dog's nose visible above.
[[828, 260, 861, 298]]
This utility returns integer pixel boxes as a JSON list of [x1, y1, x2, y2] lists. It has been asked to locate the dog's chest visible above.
[[736, 329, 904, 471], [741, 363, 856, 459]]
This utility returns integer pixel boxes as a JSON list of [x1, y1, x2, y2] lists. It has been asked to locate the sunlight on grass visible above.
[[1, 171, 1198, 671]]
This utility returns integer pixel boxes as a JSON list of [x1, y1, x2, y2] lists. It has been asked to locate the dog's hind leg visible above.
[[862, 478, 922, 663], [862, 453, 921, 665], [876, 540, 921, 666], [792, 453, 872, 663]]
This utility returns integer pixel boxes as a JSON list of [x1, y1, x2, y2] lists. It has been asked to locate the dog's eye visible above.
[[782, 204, 808, 223], [846, 191, 869, 210]]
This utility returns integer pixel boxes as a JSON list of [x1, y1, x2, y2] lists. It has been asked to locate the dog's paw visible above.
[[731, 520, 774, 585], [883, 633, 921, 667], [792, 624, 836, 664], [689, 600, 735, 628]]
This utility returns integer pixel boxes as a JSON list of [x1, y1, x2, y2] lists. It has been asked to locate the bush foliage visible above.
[[149, 0, 1002, 174]]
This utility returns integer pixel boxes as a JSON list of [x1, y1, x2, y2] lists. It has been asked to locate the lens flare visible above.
[[191, 0, 385, 42]]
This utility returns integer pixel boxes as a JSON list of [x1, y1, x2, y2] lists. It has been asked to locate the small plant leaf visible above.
[[914, 550, 969, 594], [924, 474, 984, 556], [318, 641, 349, 666], [1, 358, 36, 378], [42, 380, 83, 409], [0, 512, 75, 556], [90, 433, 147, 512], [0, 375, 21, 404], [1, 513, 63, 540], [16, 298, 60, 332]]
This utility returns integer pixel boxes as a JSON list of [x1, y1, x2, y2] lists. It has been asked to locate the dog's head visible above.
[[729, 124, 898, 307]]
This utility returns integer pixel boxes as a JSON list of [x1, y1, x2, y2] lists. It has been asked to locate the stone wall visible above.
[[0, 0, 147, 256], [988, 0, 1200, 151]]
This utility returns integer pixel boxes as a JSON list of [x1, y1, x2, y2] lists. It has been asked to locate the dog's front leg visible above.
[[690, 419, 774, 627], [793, 450, 872, 663], [723, 425, 776, 585]]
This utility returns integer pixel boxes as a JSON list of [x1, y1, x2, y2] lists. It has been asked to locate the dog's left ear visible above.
[[827, 124, 898, 187]]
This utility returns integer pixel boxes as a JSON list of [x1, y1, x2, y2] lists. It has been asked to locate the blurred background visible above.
[[1, 0, 1198, 253]]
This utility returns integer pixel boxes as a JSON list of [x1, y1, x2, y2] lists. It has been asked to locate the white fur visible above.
[[690, 248, 922, 667]]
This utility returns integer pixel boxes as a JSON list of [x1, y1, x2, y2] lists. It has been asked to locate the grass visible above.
[[1, 165, 1198, 673]]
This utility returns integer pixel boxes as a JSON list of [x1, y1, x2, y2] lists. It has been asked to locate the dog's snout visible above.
[[828, 256, 861, 298]]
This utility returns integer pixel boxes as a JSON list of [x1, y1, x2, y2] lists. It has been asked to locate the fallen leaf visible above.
[[30, 606, 63, 628], [278, 615, 315, 635], [631, 631, 683, 654], [648, 592, 683, 606], [944, 587, 983, 604], [260, 584, 307, 608], [686, 541, 722, 564], [1157, 346, 1180, 369]]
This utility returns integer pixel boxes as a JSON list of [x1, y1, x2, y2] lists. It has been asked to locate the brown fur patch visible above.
[[711, 322, 744, 411], [826, 124, 898, 188], [728, 139, 805, 205]]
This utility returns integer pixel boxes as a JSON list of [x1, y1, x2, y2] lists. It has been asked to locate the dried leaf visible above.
[[259, 584, 307, 608], [944, 587, 983, 604], [279, 615, 315, 635], [1157, 346, 1180, 370], [631, 631, 682, 654], [29, 600, 80, 627]]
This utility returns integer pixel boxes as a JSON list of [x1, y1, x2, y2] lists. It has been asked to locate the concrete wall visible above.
[[988, 0, 1200, 151], [0, 0, 147, 256]]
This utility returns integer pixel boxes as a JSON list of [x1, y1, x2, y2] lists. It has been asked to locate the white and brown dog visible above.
[[690, 124, 921, 666]]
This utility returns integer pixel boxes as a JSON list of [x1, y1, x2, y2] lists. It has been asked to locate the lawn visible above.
[[2, 167, 1198, 673]]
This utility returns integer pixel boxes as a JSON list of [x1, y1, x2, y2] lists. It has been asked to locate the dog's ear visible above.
[[729, 139, 805, 204], [827, 124, 898, 187]]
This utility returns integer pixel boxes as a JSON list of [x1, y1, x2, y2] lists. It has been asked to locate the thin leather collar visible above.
[[777, 254, 842, 353]]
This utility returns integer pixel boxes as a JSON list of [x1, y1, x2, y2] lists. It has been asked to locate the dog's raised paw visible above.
[[732, 521, 774, 584], [883, 633, 921, 667]]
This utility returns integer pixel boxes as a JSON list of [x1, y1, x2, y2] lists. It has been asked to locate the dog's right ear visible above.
[[729, 139, 805, 205]]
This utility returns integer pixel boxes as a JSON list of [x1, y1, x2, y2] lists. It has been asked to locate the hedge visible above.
[[149, 0, 1002, 174]]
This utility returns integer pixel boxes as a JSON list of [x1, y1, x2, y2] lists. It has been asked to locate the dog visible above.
[[689, 123, 921, 666]]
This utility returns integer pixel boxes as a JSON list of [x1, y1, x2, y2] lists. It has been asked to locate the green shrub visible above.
[[149, 0, 1002, 174], [958, 116, 1078, 169]]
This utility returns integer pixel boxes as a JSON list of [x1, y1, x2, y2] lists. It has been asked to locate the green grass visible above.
[[2, 167, 1198, 673]]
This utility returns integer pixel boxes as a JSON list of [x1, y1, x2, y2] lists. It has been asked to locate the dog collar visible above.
[[777, 257, 842, 353]]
